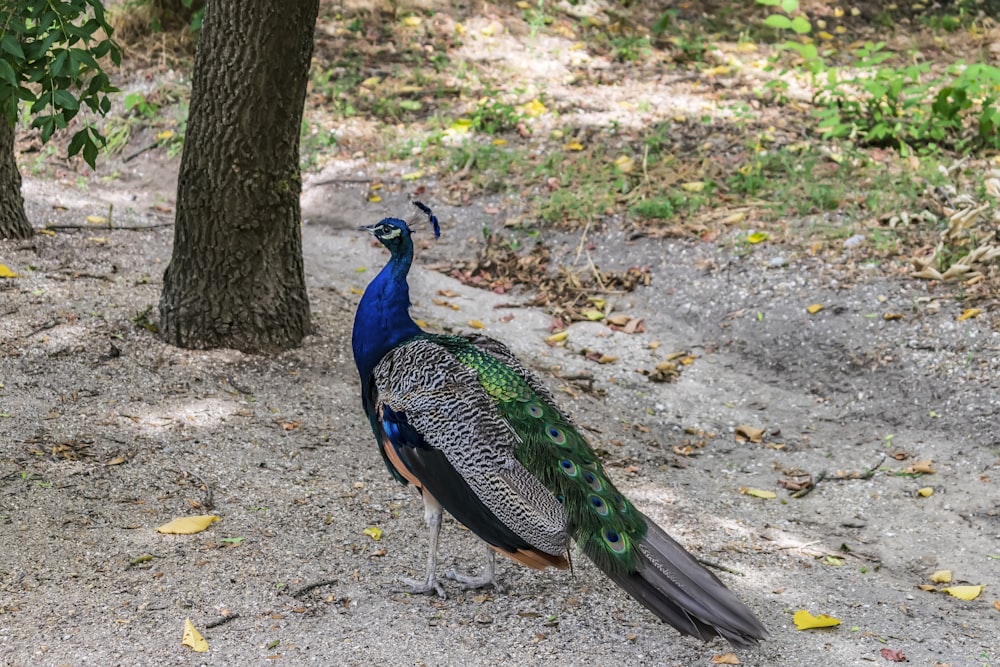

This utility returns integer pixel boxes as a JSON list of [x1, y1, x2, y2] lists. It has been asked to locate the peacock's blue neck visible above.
[[352, 248, 423, 381]]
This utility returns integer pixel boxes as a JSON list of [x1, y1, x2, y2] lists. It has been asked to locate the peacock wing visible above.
[[373, 337, 570, 562]]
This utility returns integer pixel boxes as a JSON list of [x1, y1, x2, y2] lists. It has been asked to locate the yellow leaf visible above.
[[492, 138, 507, 146], [793, 610, 842, 630], [739, 487, 777, 499], [0, 264, 18, 278], [360, 77, 382, 88], [350, 287, 363, 295], [519, 98, 547, 117], [613, 155, 635, 173], [917, 487, 934, 498], [86, 215, 107, 224], [401, 171, 423, 181], [818, 31, 834, 40], [38, 228, 56, 236], [182, 618, 209, 653], [449, 118, 473, 133], [957, 308, 981, 321], [930, 570, 952, 583], [157, 515, 220, 535], [597, 355, 618, 364], [918, 584, 937, 592], [88, 236, 108, 245], [546, 331, 568, 343], [943, 585, 983, 601], [720, 211, 745, 225], [401, 15, 421, 27], [468, 320, 485, 329], [702, 65, 731, 76], [368, 194, 382, 203], [582, 309, 605, 321], [362, 526, 382, 541], [515, 0, 530, 7], [681, 181, 705, 192], [156, 130, 174, 141], [564, 141, 584, 151], [807, 303, 824, 314], [746, 231, 768, 244]]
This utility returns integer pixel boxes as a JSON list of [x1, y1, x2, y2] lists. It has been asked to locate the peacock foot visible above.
[[394, 575, 446, 599], [444, 567, 502, 593]]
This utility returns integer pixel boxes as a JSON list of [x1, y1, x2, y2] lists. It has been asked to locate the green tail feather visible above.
[[435, 334, 647, 575]]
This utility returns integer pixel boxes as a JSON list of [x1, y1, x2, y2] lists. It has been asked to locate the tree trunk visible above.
[[0, 121, 32, 240], [159, 0, 318, 353]]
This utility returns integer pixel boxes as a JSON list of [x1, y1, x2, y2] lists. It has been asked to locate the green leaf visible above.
[[1, 34, 25, 60], [0, 59, 16, 86], [756, 0, 781, 5], [790, 16, 811, 34], [780, 0, 799, 13], [82, 138, 99, 168], [52, 89, 79, 111], [763, 15, 793, 29], [67, 129, 88, 157]]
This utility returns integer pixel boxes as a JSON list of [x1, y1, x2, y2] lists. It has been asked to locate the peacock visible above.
[[351, 203, 766, 648]]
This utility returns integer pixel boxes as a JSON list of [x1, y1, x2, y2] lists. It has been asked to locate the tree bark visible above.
[[0, 120, 32, 240], [159, 0, 318, 353]]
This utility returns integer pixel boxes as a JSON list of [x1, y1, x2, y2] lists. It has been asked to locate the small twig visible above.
[[204, 613, 240, 629], [311, 176, 376, 186], [26, 320, 60, 337], [123, 141, 159, 162], [180, 469, 214, 510], [44, 222, 173, 231], [697, 558, 745, 576], [291, 579, 338, 598]]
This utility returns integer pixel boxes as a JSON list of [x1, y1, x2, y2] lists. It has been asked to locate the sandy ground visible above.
[[1, 155, 999, 667]]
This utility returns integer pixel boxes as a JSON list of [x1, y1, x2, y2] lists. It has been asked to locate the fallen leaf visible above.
[[182, 618, 209, 652], [930, 570, 952, 583], [613, 155, 635, 173], [401, 171, 423, 181], [883, 312, 904, 321], [903, 460, 935, 475], [362, 526, 382, 541], [546, 331, 568, 344], [746, 231, 768, 244], [993, 600, 1000, 611], [957, 308, 981, 321], [401, 15, 421, 27], [0, 264, 19, 278], [711, 653, 740, 665], [735, 425, 765, 443], [105, 455, 127, 466], [86, 215, 107, 224], [793, 609, 842, 630], [880, 648, 907, 662], [564, 141, 584, 151], [739, 487, 777, 499], [918, 584, 937, 592], [917, 487, 934, 497], [582, 309, 605, 321], [623, 318, 644, 334], [681, 181, 705, 193], [606, 314, 631, 326], [467, 320, 485, 329], [157, 515, 220, 535], [156, 130, 174, 141], [806, 303, 824, 314], [943, 585, 983, 600]]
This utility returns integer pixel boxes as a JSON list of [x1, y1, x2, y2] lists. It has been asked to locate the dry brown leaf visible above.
[[904, 460, 936, 475], [711, 653, 740, 665], [735, 425, 765, 443]]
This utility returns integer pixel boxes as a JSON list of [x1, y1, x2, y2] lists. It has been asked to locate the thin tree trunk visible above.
[[159, 0, 318, 353], [0, 121, 32, 240]]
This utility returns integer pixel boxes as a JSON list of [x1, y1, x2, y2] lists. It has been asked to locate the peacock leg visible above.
[[445, 544, 501, 592], [395, 492, 446, 599]]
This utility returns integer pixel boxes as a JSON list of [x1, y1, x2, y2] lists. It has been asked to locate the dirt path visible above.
[[1, 163, 997, 666]]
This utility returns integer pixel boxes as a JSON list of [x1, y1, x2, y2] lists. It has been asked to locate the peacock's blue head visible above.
[[360, 217, 413, 257], [359, 202, 441, 257]]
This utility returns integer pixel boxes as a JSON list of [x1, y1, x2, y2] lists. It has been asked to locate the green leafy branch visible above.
[[0, 0, 122, 167]]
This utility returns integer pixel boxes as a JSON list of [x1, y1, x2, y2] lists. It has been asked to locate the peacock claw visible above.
[[444, 568, 502, 593], [395, 575, 446, 599]]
